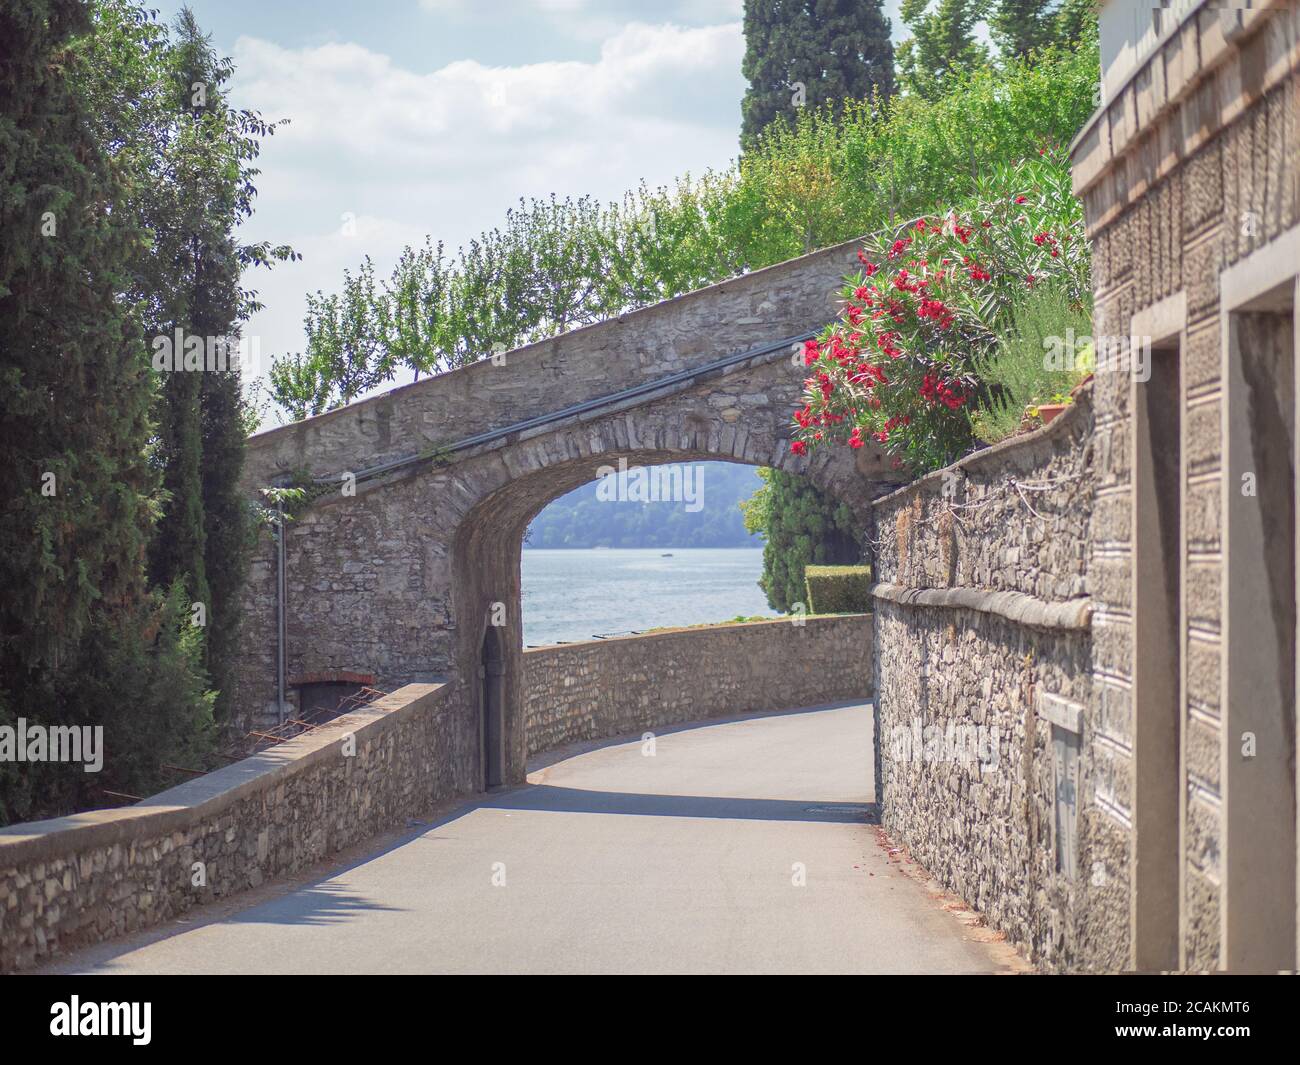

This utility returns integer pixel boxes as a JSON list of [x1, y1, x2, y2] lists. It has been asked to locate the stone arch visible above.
[[231, 236, 905, 774], [447, 425, 878, 785]]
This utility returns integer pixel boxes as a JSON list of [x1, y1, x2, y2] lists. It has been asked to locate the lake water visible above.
[[520, 547, 775, 646]]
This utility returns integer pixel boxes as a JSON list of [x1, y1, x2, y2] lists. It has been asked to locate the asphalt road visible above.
[[47, 703, 1013, 974]]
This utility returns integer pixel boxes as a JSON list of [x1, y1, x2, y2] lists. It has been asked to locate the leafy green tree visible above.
[[76, 2, 294, 721], [896, 0, 991, 99], [0, 0, 214, 822], [606, 176, 742, 306], [740, 469, 858, 612], [1051, 0, 1096, 49], [741, 0, 894, 147], [989, 0, 1095, 59]]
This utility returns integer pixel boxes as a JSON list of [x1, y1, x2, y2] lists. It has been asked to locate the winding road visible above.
[[45, 703, 1015, 974]]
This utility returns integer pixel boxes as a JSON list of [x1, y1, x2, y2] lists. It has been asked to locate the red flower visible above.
[[791, 440, 807, 455], [1015, 195, 1027, 204], [848, 427, 864, 449], [917, 298, 954, 329]]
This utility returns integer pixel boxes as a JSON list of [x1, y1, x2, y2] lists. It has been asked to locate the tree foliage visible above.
[[0, 0, 202, 822], [740, 0, 894, 147], [0, 0, 289, 823], [989, 0, 1097, 61], [740, 469, 858, 612], [895, 0, 991, 100], [72, 1, 295, 721]]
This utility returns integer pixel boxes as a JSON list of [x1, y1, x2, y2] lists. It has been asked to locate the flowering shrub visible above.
[[790, 154, 1090, 472]]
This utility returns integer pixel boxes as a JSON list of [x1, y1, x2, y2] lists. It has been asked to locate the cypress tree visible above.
[[137, 6, 286, 721], [168, 7, 281, 721], [741, 0, 894, 148], [0, 0, 161, 819]]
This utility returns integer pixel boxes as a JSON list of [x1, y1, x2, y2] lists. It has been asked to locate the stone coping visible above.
[[523, 613, 871, 653], [0, 682, 450, 866], [244, 233, 870, 456], [871, 582, 1093, 632], [871, 381, 1092, 512]]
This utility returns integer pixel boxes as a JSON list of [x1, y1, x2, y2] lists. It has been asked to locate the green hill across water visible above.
[[525, 462, 762, 549]]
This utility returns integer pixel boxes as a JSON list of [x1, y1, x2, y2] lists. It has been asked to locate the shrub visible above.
[[971, 282, 1093, 444], [805, 565, 873, 614], [789, 152, 1089, 473], [739, 467, 858, 612]]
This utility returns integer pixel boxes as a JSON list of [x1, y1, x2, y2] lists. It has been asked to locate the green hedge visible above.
[[804, 565, 873, 614]]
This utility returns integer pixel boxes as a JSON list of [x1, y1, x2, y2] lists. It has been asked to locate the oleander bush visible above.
[[789, 152, 1091, 473]]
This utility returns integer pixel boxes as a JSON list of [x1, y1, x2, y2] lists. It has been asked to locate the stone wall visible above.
[[230, 235, 900, 771], [1, 617, 871, 972], [522, 615, 873, 756], [873, 389, 1104, 970], [0, 683, 474, 972], [1070, 0, 1300, 970]]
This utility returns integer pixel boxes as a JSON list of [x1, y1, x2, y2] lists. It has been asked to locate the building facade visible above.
[[1073, 0, 1299, 970]]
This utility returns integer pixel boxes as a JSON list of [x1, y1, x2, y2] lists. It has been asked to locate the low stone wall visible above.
[[0, 683, 474, 972], [523, 614, 873, 756], [1, 616, 872, 972], [873, 387, 1106, 970]]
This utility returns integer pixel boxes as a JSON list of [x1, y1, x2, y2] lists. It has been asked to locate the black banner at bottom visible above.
[[0, 972, 1292, 1051]]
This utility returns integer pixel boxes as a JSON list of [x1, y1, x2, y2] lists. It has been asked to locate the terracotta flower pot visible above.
[[1037, 402, 1068, 425]]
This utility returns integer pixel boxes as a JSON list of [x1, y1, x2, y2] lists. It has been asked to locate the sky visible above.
[[146, 0, 910, 413]]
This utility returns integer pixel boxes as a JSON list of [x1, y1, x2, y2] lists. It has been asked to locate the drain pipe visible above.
[[275, 500, 287, 725]]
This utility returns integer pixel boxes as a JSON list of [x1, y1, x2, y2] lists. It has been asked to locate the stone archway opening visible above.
[[450, 447, 877, 788], [521, 459, 776, 645]]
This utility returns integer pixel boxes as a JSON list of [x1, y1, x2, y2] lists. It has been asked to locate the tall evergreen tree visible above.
[[990, 0, 1095, 60], [741, 0, 894, 148], [895, 0, 990, 99], [76, 2, 293, 722], [0, 0, 199, 821]]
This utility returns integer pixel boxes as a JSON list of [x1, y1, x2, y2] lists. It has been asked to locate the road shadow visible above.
[[37, 701, 875, 970], [525, 699, 873, 773], [225, 880, 402, 927], [478, 785, 879, 824]]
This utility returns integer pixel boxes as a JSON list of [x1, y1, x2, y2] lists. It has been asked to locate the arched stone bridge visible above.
[[235, 236, 900, 788]]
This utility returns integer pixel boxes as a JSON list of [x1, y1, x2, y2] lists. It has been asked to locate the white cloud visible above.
[[230, 18, 745, 399]]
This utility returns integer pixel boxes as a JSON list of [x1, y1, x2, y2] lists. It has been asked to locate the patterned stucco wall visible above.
[[1072, 0, 1300, 969]]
